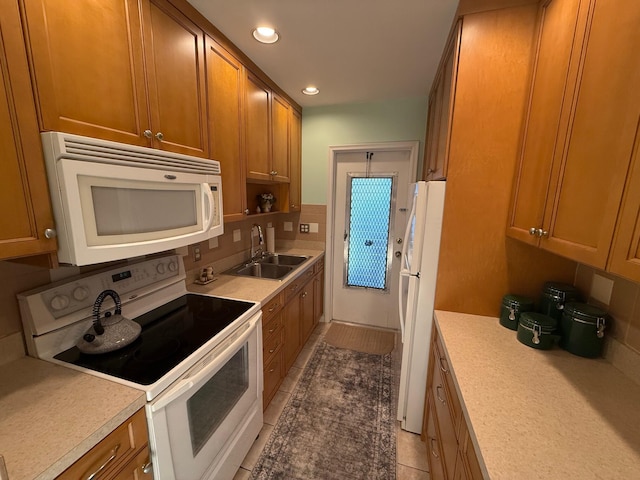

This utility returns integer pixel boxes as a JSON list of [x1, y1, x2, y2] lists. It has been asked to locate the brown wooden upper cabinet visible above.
[[21, 0, 209, 158], [271, 94, 291, 183], [507, 0, 640, 271], [288, 108, 302, 211], [245, 71, 273, 182], [205, 36, 248, 222], [0, 0, 56, 261], [422, 21, 461, 181]]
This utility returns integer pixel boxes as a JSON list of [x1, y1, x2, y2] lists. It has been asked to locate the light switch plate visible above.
[[233, 229, 241, 242], [284, 221, 293, 232], [309, 223, 319, 233], [591, 274, 614, 305], [208, 237, 219, 249]]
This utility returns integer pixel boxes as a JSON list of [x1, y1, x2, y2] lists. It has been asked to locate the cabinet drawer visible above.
[[314, 257, 324, 274], [434, 331, 462, 435], [425, 395, 446, 480], [263, 350, 284, 407], [284, 267, 313, 302], [263, 311, 283, 340], [263, 328, 284, 365], [431, 349, 458, 477], [111, 446, 152, 480], [262, 292, 284, 322], [58, 409, 147, 480]]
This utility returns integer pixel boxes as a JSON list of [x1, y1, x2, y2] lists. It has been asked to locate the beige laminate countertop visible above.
[[0, 357, 146, 480], [187, 248, 325, 303], [435, 310, 640, 480]]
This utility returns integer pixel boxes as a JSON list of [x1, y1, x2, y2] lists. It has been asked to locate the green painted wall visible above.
[[301, 97, 428, 205]]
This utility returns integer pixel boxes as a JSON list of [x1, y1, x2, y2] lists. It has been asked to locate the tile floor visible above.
[[233, 322, 430, 480]]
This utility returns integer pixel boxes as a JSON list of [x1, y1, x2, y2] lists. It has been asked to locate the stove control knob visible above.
[[168, 260, 178, 272], [156, 263, 166, 274], [50, 294, 70, 311], [72, 286, 89, 301]]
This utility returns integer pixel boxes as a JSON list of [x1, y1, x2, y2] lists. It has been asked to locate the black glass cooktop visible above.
[[54, 294, 254, 385]]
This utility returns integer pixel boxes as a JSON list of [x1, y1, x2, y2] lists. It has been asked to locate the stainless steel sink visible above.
[[226, 262, 294, 280], [223, 254, 310, 280], [259, 254, 309, 266]]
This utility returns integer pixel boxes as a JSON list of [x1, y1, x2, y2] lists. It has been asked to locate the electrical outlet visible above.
[[300, 223, 310, 233], [193, 246, 201, 261]]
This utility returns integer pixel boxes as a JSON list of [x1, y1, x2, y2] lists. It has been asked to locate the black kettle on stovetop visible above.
[[76, 289, 141, 354]]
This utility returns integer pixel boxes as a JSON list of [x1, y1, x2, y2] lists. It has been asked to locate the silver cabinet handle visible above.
[[436, 385, 446, 404], [85, 444, 120, 480], [143, 129, 153, 139], [155, 132, 164, 141], [529, 227, 537, 236], [142, 461, 153, 475], [429, 438, 440, 459], [301, 291, 308, 298], [438, 356, 449, 374], [268, 303, 279, 312], [44, 228, 57, 239], [538, 229, 549, 237], [244, 209, 250, 215]]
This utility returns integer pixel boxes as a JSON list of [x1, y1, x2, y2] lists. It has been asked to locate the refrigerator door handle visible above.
[[398, 194, 417, 342]]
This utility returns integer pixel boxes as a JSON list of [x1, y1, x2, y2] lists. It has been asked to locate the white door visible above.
[[330, 145, 415, 330]]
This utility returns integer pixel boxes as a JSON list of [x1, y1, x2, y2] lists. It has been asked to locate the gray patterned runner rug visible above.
[[250, 342, 396, 480]]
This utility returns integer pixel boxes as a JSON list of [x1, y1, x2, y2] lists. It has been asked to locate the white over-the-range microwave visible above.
[[41, 132, 223, 266]]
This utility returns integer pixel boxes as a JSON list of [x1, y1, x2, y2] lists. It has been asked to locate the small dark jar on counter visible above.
[[560, 302, 608, 358], [500, 294, 535, 331], [539, 282, 581, 323], [517, 312, 559, 350]]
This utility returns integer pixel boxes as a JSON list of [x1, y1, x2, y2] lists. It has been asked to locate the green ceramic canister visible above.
[[539, 282, 581, 323], [561, 302, 607, 358], [500, 294, 535, 331], [517, 312, 558, 350]]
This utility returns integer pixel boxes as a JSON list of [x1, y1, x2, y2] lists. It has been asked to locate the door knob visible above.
[[395, 251, 401, 258]]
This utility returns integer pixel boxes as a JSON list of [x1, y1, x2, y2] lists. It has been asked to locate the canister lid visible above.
[[563, 302, 607, 324], [501, 294, 535, 310], [519, 312, 557, 332], [541, 282, 580, 300]]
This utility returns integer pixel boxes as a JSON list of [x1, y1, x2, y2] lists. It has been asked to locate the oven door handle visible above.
[[150, 313, 260, 413]]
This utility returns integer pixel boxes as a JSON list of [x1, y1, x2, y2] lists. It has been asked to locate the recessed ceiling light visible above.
[[302, 86, 320, 96], [252, 26, 279, 44]]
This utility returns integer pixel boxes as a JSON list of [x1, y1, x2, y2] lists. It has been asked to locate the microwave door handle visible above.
[[203, 183, 215, 231], [150, 314, 259, 412]]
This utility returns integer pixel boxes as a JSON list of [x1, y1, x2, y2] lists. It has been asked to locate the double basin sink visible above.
[[224, 254, 309, 280]]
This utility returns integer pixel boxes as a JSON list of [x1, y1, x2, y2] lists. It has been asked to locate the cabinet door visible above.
[[283, 295, 301, 373], [111, 447, 153, 479], [540, 0, 640, 267], [423, 21, 460, 181], [271, 94, 290, 182], [288, 108, 302, 211], [245, 72, 272, 181], [507, 0, 588, 245], [205, 36, 247, 222], [0, 0, 56, 260], [22, 0, 149, 145], [313, 272, 324, 325], [141, 0, 208, 157], [608, 131, 640, 282], [300, 282, 315, 344]]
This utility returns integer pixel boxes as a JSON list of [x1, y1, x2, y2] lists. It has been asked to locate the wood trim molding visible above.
[[457, 0, 539, 17]]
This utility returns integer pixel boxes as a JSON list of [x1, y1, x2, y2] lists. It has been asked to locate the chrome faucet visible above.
[[250, 224, 264, 261]]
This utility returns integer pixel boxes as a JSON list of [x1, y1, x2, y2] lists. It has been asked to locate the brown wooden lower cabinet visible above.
[[262, 257, 325, 410], [57, 409, 150, 480], [424, 325, 484, 479]]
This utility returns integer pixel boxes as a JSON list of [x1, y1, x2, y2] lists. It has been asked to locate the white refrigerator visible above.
[[397, 180, 446, 433]]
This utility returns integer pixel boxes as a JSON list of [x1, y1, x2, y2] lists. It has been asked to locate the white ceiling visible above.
[[186, 0, 459, 108]]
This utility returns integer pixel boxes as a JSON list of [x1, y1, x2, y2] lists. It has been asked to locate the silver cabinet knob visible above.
[[143, 129, 153, 139], [538, 229, 549, 238], [529, 227, 537, 236], [44, 228, 57, 239], [270, 170, 278, 176], [244, 209, 250, 215], [142, 461, 153, 475], [155, 132, 164, 141]]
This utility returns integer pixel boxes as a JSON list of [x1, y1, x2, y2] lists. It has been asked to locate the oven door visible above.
[[147, 312, 263, 480]]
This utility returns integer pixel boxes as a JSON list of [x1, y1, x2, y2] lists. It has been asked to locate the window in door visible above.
[[344, 175, 396, 291]]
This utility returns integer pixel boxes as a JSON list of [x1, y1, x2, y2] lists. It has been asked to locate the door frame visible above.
[[324, 141, 419, 325]]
